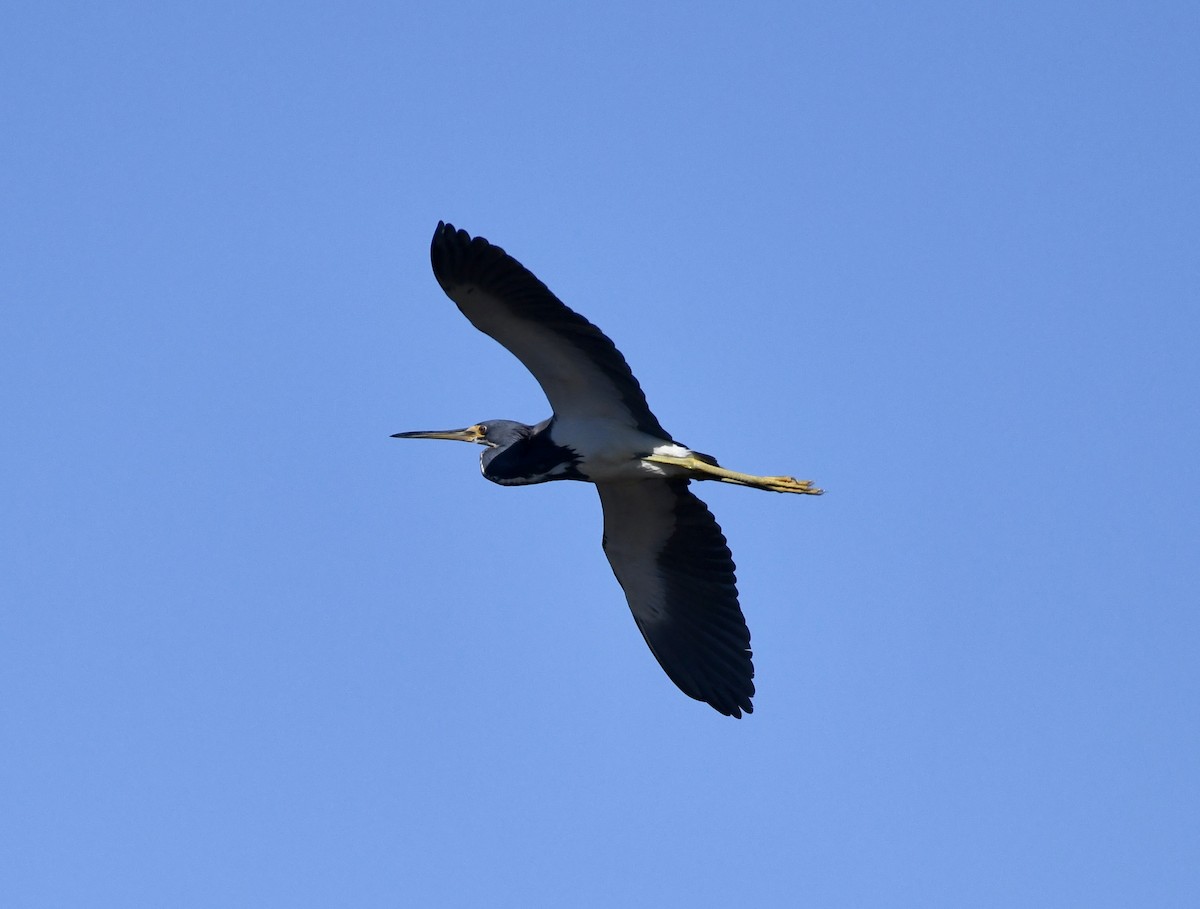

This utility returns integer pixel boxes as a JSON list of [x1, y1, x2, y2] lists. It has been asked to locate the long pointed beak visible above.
[[390, 425, 484, 443]]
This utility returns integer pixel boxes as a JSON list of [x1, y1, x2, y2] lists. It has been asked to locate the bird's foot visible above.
[[644, 453, 823, 495], [750, 475, 824, 495]]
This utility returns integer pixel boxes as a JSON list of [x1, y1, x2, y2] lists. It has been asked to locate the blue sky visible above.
[[3, 2, 1198, 906]]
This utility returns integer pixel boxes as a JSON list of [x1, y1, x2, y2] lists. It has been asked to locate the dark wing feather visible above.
[[596, 479, 754, 717], [430, 222, 671, 439]]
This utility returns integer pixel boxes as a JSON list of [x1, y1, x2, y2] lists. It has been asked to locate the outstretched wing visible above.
[[430, 222, 672, 440], [596, 479, 754, 717]]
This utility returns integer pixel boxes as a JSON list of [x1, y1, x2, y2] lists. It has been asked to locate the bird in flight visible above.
[[394, 222, 822, 717]]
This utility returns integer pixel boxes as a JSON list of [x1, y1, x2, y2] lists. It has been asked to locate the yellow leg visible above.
[[643, 454, 823, 495]]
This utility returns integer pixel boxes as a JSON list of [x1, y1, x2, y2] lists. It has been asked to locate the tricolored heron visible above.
[[394, 222, 822, 717]]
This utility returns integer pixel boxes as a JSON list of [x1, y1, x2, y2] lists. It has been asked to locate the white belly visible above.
[[550, 417, 694, 482]]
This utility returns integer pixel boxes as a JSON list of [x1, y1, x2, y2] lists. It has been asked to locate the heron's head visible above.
[[391, 420, 531, 448]]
